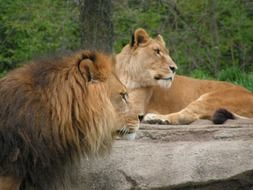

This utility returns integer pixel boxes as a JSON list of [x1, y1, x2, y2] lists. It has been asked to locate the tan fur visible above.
[[116, 28, 253, 125], [0, 176, 21, 190], [0, 50, 138, 189]]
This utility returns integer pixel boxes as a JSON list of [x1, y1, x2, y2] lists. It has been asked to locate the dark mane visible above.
[[0, 50, 115, 189]]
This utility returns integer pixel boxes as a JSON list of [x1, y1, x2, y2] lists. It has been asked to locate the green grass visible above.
[[190, 69, 214, 80], [190, 67, 253, 92], [0, 71, 7, 78], [218, 67, 253, 92]]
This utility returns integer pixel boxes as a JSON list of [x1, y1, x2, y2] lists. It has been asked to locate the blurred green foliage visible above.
[[0, 0, 80, 72], [0, 0, 252, 90], [218, 67, 253, 91], [113, 0, 253, 76], [112, 0, 253, 91]]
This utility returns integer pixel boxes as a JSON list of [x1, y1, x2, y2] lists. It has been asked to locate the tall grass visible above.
[[218, 67, 253, 92], [190, 67, 253, 92]]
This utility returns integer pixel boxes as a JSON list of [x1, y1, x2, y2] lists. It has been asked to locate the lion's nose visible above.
[[138, 115, 144, 122], [169, 65, 177, 73]]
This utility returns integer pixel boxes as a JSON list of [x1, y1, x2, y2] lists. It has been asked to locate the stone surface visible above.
[[73, 123, 253, 190]]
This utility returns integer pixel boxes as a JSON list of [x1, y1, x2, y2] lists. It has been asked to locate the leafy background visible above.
[[0, 0, 252, 90]]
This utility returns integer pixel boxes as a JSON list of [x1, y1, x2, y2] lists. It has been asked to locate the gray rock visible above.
[[73, 123, 253, 190]]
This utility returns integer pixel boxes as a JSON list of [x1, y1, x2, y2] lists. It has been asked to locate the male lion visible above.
[[0, 50, 139, 190], [116, 28, 253, 125]]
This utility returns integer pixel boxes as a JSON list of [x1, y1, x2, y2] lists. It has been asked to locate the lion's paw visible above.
[[143, 113, 170, 125]]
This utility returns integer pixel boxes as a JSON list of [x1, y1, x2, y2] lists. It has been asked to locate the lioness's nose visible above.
[[169, 65, 177, 73]]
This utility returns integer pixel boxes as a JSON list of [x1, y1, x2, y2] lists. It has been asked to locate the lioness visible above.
[[116, 28, 253, 125]]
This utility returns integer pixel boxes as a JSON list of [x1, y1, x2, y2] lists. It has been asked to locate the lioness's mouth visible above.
[[154, 76, 172, 81]]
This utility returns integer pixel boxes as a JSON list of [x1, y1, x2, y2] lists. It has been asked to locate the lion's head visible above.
[[106, 73, 139, 138], [0, 50, 138, 189], [116, 28, 177, 89]]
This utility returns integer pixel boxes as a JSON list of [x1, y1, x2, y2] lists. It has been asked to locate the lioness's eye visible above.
[[154, 48, 160, 55], [120, 92, 128, 103]]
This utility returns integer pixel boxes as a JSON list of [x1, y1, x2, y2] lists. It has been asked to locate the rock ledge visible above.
[[74, 123, 253, 190]]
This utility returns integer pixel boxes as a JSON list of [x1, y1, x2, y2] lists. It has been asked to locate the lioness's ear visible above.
[[78, 51, 110, 82], [156, 34, 166, 47], [130, 28, 150, 48]]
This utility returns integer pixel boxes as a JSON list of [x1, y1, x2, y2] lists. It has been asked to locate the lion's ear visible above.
[[78, 59, 95, 82], [130, 28, 150, 48], [78, 51, 110, 82], [156, 34, 166, 47]]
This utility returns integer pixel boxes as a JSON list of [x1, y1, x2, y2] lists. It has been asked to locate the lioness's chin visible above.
[[157, 77, 174, 88], [154, 73, 175, 88]]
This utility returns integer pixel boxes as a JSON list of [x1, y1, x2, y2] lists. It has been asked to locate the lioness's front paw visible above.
[[143, 113, 170, 125]]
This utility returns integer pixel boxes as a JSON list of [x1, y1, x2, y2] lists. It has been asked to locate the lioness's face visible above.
[[107, 73, 139, 139], [116, 29, 178, 89], [133, 36, 177, 88]]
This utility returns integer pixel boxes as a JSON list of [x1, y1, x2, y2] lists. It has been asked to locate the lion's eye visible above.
[[154, 48, 161, 55], [120, 92, 128, 103]]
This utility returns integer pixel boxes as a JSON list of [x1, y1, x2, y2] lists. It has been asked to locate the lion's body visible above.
[[116, 28, 253, 125], [0, 51, 138, 189]]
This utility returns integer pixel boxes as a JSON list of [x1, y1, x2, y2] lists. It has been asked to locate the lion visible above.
[[0, 50, 139, 190], [115, 28, 253, 125]]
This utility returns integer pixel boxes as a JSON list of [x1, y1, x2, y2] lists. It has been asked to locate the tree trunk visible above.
[[209, 0, 220, 74], [80, 0, 113, 53]]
